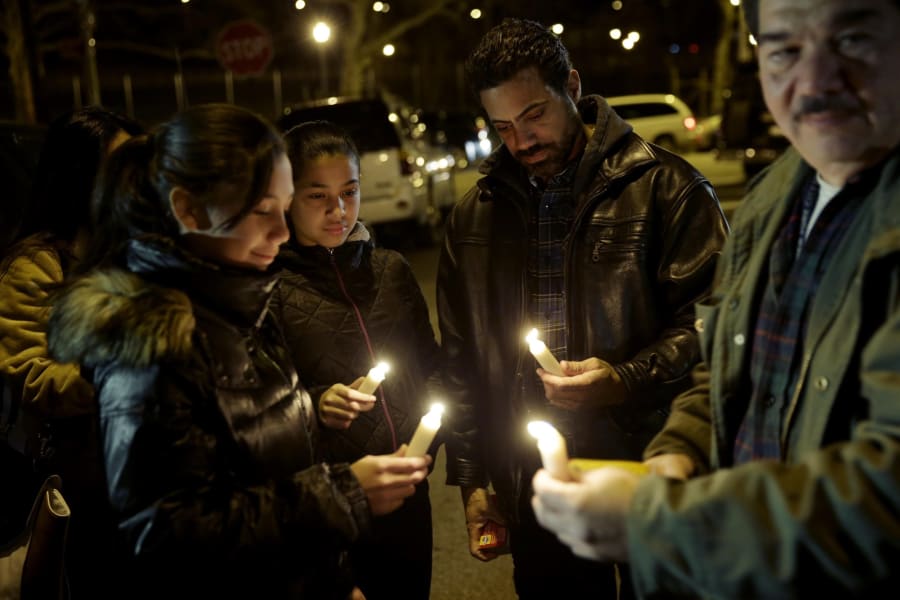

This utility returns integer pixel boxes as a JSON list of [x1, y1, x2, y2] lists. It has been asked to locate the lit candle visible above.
[[358, 362, 390, 395], [527, 420, 571, 480], [406, 403, 445, 457], [525, 329, 564, 376]]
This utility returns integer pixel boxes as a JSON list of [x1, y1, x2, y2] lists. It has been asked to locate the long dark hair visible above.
[[19, 106, 143, 245], [82, 103, 286, 270]]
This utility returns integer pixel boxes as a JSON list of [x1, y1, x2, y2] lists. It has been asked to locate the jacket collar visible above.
[[573, 95, 655, 197], [277, 222, 372, 272], [50, 235, 281, 369], [125, 235, 278, 329], [738, 144, 900, 244], [276, 223, 375, 299]]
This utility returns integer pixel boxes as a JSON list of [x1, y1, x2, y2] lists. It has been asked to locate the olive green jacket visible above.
[[629, 146, 900, 598], [0, 238, 94, 430]]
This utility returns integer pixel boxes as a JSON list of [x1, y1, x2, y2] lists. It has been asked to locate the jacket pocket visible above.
[[693, 301, 720, 365], [585, 215, 648, 261]]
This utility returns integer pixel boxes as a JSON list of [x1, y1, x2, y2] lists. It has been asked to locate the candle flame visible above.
[[376, 361, 390, 373], [525, 328, 539, 344], [527, 420, 557, 441], [429, 403, 445, 416]]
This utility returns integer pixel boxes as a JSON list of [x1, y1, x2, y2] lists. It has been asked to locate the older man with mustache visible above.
[[531, 0, 900, 596]]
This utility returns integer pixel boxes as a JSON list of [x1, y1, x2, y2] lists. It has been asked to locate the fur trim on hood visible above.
[[49, 269, 195, 369]]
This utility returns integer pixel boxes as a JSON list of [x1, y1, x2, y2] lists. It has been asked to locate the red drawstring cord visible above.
[[329, 251, 398, 451]]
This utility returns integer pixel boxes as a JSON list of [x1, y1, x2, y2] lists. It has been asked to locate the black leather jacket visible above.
[[272, 224, 440, 462], [49, 237, 370, 599], [438, 95, 729, 520]]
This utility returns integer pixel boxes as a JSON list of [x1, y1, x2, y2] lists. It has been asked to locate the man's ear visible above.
[[169, 187, 211, 233], [566, 69, 582, 104]]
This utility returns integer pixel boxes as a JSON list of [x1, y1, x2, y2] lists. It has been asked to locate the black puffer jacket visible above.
[[272, 224, 440, 462], [438, 95, 729, 521], [48, 237, 370, 599]]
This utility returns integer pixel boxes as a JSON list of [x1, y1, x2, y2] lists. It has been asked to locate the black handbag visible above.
[[0, 474, 70, 600]]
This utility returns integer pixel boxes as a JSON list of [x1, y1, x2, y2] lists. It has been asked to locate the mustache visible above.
[[515, 144, 546, 160], [794, 95, 859, 119]]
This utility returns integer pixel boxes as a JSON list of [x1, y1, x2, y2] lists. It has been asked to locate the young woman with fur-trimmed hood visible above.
[[48, 104, 430, 599]]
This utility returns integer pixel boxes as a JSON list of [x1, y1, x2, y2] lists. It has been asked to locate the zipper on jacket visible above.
[[563, 186, 610, 358], [329, 250, 399, 451]]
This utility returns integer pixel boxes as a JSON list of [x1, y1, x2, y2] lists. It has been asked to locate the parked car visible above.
[[278, 97, 452, 245], [605, 93, 698, 152], [693, 113, 722, 152]]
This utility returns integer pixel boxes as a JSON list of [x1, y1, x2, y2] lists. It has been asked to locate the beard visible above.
[[516, 110, 584, 180]]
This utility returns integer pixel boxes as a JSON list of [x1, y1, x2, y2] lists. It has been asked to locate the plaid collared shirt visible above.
[[733, 177, 861, 463], [524, 161, 579, 410]]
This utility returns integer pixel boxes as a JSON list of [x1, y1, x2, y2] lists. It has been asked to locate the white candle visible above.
[[358, 362, 390, 395], [527, 420, 571, 480], [406, 403, 444, 457], [525, 329, 564, 376]]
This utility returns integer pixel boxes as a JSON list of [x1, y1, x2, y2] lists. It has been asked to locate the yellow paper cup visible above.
[[568, 458, 650, 476]]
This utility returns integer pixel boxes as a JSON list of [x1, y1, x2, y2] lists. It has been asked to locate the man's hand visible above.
[[350, 445, 431, 516], [643, 453, 696, 480], [319, 378, 377, 429], [537, 357, 625, 411], [531, 467, 638, 562], [461, 486, 506, 561]]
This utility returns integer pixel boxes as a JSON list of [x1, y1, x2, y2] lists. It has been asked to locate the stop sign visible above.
[[215, 20, 274, 77]]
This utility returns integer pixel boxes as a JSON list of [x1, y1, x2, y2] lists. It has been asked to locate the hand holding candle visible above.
[[525, 329, 564, 376], [357, 361, 390, 395], [406, 403, 444, 457], [527, 420, 572, 480]]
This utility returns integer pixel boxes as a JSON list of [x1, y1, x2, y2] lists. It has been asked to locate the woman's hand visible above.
[[351, 445, 432, 516], [318, 378, 376, 429]]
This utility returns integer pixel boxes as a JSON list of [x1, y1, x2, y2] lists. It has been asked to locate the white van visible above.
[[605, 94, 698, 152]]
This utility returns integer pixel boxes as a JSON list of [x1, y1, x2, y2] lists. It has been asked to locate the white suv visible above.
[[605, 94, 698, 152]]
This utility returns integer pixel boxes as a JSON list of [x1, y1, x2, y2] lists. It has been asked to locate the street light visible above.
[[312, 21, 331, 98]]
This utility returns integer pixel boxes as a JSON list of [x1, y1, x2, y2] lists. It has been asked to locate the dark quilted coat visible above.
[[272, 224, 440, 599], [272, 225, 441, 461], [48, 236, 370, 599]]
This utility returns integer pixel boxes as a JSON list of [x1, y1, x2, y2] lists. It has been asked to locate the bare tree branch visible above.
[[359, 0, 452, 57]]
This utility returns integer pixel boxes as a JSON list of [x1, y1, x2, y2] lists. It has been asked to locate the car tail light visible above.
[[683, 116, 697, 130]]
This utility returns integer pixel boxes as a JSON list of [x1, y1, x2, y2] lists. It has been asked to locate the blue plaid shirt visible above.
[[525, 161, 579, 412], [734, 177, 861, 463]]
